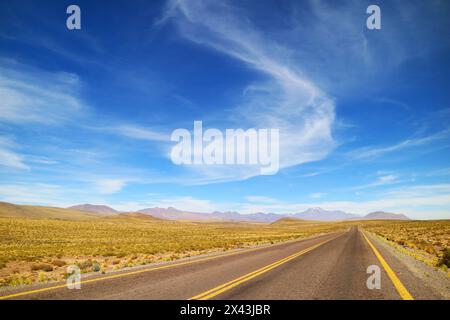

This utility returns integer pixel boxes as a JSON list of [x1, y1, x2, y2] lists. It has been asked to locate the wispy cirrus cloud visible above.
[[0, 59, 87, 125], [345, 174, 401, 191], [0, 135, 28, 170], [0, 183, 69, 205], [0, 148, 28, 170], [111, 125, 169, 142], [94, 179, 128, 194], [157, 0, 336, 182], [348, 129, 450, 160]]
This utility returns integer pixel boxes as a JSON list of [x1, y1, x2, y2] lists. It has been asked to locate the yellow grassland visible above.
[[0, 216, 346, 286], [0, 212, 448, 287], [360, 220, 450, 275]]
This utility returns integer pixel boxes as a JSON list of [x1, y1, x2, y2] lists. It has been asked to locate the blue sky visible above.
[[0, 0, 449, 219]]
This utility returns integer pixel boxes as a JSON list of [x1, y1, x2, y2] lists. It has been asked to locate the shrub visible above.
[[92, 262, 101, 272], [52, 259, 66, 267], [437, 248, 450, 268], [9, 273, 33, 286], [77, 259, 93, 270], [37, 271, 48, 282], [31, 263, 53, 272]]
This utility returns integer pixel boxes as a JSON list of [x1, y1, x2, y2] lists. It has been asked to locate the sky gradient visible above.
[[0, 0, 449, 219]]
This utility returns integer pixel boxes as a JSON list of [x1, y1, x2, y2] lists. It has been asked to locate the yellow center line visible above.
[[0, 232, 340, 300], [189, 233, 344, 300], [361, 231, 414, 300]]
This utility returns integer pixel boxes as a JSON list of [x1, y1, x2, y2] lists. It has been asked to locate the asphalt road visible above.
[[0, 227, 442, 300]]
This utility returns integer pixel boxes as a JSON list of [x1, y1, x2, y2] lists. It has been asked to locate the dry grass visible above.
[[360, 220, 450, 272], [0, 216, 346, 287], [2, 214, 447, 287], [0, 201, 100, 220]]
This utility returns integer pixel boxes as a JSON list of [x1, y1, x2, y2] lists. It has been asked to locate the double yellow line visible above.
[[191, 231, 414, 300], [1, 230, 412, 301], [190, 235, 341, 300], [0, 234, 335, 300]]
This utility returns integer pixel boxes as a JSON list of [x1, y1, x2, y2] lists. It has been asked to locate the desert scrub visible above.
[[37, 271, 48, 282], [361, 220, 450, 270], [8, 273, 33, 286], [51, 259, 66, 267], [0, 216, 347, 286], [92, 262, 101, 272], [0, 217, 345, 264], [31, 263, 53, 272], [438, 248, 450, 268]]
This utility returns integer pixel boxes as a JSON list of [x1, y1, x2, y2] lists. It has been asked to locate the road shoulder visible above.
[[363, 230, 449, 300]]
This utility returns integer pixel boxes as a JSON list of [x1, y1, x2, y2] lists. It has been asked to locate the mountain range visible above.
[[361, 211, 410, 220], [0, 201, 412, 221], [67, 204, 410, 222], [68, 204, 119, 215]]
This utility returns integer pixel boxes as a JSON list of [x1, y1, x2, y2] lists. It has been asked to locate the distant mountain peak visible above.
[[363, 211, 410, 220], [292, 207, 358, 221], [67, 204, 118, 215], [65, 204, 410, 222]]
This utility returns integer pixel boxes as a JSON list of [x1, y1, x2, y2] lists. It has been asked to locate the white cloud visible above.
[[309, 192, 325, 199], [237, 184, 450, 219], [0, 59, 86, 124], [26, 156, 59, 165], [0, 148, 29, 170], [0, 135, 28, 170], [348, 130, 450, 160], [148, 196, 229, 213], [347, 174, 400, 191], [0, 135, 18, 148], [159, 0, 336, 183], [103, 196, 238, 213], [245, 196, 277, 203], [127, 183, 450, 219], [302, 172, 321, 177], [286, 0, 450, 94], [94, 179, 127, 194], [377, 175, 397, 184], [1, 180, 448, 219], [129, 184, 450, 219], [159, 197, 212, 211], [0, 183, 66, 205], [155, 0, 450, 185], [114, 125, 169, 142]]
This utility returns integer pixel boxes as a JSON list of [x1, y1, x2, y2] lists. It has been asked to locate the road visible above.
[[0, 227, 442, 300]]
